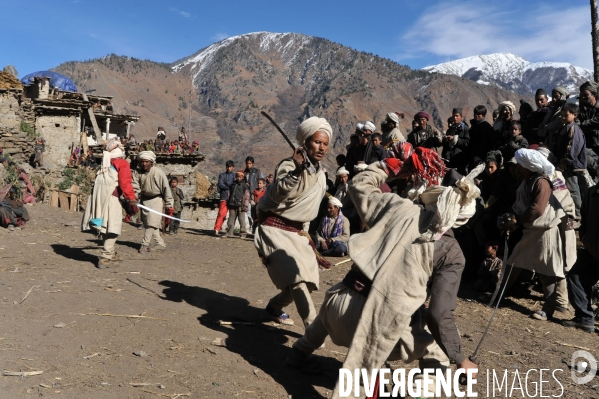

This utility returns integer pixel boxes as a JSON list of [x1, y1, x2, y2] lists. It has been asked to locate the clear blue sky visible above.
[[1, 0, 593, 77]]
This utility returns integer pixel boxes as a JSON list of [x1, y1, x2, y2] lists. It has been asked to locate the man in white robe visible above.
[[254, 117, 332, 327]]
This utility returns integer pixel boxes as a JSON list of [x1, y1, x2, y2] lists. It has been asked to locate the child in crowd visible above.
[[226, 171, 249, 239], [368, 133, 385, 164], [500, 120, 529, 161], [168, 177, 184, 234], [474, 241, 503, 297], [251, 178, 266, 233]]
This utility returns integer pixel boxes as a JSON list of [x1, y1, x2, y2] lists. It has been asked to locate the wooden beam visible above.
[[82, 93, 101, 143]]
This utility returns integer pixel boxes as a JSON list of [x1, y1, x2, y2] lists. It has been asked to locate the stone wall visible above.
[[0, 89, 21, 131], [0, 89, 37, 164], [35, 114, 81, 168]]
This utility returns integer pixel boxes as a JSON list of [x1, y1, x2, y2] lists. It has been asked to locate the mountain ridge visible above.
[[423, 53, 592, 96], [53, 32, 528, 176]]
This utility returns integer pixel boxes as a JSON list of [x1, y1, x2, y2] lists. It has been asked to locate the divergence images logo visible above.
[[571, 350, 597, 385]]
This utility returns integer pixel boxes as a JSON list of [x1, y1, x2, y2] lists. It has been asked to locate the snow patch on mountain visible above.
[[422, 53, 593, 95], [172, 32, 312, 77]]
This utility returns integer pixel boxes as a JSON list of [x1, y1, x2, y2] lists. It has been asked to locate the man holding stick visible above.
[[254, 116, 332, 327], [132, 151, 174, 253]]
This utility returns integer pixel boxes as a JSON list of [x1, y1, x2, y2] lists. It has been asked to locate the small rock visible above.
[[462, 334, 471, 339], [159, 384, 165, 389], [53, 322, 67, 328], [211, 338, 226, 347], [253, 369, 260, 376], [100, 382, 110, 386], [204, 348, 218, 355], [133, 350, 148, 357]]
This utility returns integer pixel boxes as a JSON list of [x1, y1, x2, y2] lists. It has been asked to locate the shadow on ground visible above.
[[159, 280, 339, 398]]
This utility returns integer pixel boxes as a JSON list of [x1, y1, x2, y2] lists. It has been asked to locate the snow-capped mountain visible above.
[[423, 53, 593, 96]]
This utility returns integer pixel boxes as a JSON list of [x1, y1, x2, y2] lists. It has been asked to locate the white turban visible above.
[[296, 117, 333, 145], [138, 151, 157, 163], [419, 163, 483, 240], [354, 163, 368, 173], [336, 166, 349, 176], [498, 101, 516, 115], [515, 148, 554, 176], [356, 123, 364, 131], [99, 139, 125, 174], [329, 197, 343, 208], [386, 112, 400, 124], [363, 121, 376, 133]]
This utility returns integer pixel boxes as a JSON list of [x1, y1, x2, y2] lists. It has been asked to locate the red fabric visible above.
[[111, 158, 136, 201], [214, 200, 228, 230], [410, 147, 447, 186], [253, 188, 266, 203], [260, 212, 332, 269], [367, 375, 380, 399]]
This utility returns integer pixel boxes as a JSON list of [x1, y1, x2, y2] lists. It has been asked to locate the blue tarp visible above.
[[20, 71, 77, 92]]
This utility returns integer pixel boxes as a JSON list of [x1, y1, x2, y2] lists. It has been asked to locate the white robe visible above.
[[81, 168, 122, 235], [254, 159, 326, 290]]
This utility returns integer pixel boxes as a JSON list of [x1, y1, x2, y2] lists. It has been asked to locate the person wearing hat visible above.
[[315, 197, 350, 257], [132, 151, 174, 253], [254, 116, 333, 328], [82, 139, 137, 267], [499, 149, 573, 321], [288, 149, 482, 396], [579, 81, 599, 155], [407, 111, 444, 155], [226, 170, 249, 239], [523, 89, 551, 144], [442, 107, 470, 174], [382, 112, 405, 147], [494, 101, 517, 143], [538, 86, 570, 150]]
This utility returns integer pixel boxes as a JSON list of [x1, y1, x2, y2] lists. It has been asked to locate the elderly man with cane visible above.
[[132, 151, 174, 253]]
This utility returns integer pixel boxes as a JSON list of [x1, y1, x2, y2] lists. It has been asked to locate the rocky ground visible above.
[[0, 204, 598, 398]]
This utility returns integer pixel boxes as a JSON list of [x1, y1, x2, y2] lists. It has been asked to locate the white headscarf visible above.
[[138, 150, 157, 163], [336, 166, 349, 176], [363, 121, 376, 133], [329, 196, 343, 208], [419, 163, 484, 240], [515, 148, 554, 176], [493, 101, 517, 132], [356, 123, 364, 131], [99, 138, 125, 174], [296, 117, 333, 146], [386, 112, 400, 124]]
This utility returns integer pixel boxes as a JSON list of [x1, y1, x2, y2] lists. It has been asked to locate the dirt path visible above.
[[0, 204, 597, 398]]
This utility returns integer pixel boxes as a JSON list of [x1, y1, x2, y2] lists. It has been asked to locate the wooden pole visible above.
[[591, 0, 599, 82]]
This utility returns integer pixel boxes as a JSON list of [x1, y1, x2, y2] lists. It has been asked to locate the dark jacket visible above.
[[407, 125, 443, 150], [555, 122, 587, 171], [228, 180, 248, 208], [442, 121, 470, 171], [468, 119, 496, 167], [367, 145, 385, 164], [427, 229, 466, 364], [170, 186, 184, 213], [523, 107, 550, 144], [499, 134, 529, 162], [581, 184, 599, 260], [579, 101, 599, 149], [244, 167, 262, 195], [217, 171, 235, 201]]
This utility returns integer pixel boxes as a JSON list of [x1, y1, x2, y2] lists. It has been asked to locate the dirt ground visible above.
[[0, 203, 598, 399]]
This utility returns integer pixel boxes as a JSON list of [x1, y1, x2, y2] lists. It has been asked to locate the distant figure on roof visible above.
[[156, 127, 166, 146]]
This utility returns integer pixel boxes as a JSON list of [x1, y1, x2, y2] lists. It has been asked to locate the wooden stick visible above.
[[334, 258, 352, 266], [20, 285, 39, 304], [555, 341, 591, 351], [83, 313, 168, 321], [83, 353, 101, 360], [215, 321, 255, 326], [3, 370, 43, 377], [130, 382, 162, 387]]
